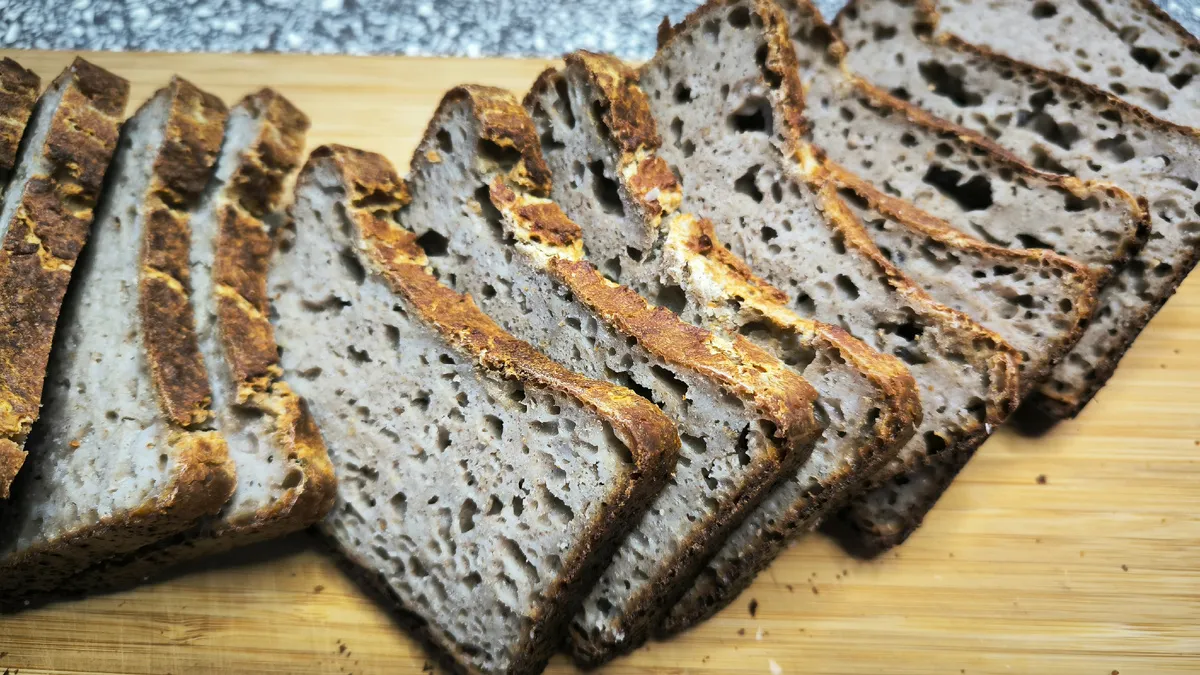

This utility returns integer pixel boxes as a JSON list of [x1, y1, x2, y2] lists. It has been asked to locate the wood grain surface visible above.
[[1, 50, 1198, 675]]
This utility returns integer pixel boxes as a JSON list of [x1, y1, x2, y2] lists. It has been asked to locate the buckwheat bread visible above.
[[0, 59, 126, 500], [0, 58, 39, 189], [526, 50, 920, 633], [59, 89, 335, 591], [402, 85, 823, 664], [643, 0, 1021, 555], [0, 77, 235, 602], [271, 144, 678, 675], [837, 0, 1200, 417], [932, 0, 1200, 130]]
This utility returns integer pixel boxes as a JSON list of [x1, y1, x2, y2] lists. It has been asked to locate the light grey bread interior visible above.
[[0, 79, 235, 601], [837, 0, 1200, 417], [404, 87, 822, 664], [933, 0, 1200, 130], [525, 52, 920, 634], [271, 145, 676, 675], [784, 0, 1144, 281], [57, 90, 335, 592], [642, 0, 1021, 553]]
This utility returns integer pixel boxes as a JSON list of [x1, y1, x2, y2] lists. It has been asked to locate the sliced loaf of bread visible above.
[[59, 90, 335, 591], [0, 58, 39, 188], [0, 77, 236, 602], [0, 59, 127, 500], [837, 0, 1200, 417], [931, 0, 1200, 130], [402, 86, 823, 664], [271, 144, 678, 675], [525, 50, 920, 633], [643, 0, 1021, 554]]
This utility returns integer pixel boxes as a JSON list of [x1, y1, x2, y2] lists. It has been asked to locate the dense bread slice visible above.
[[271, 144, 678, 675], [59, 90, 335, 591], [837, 0, 1200, 417], [782, 0, 1144, 282], [0, 77, 235, 601], [526, 51, 920, 633], [404, 86, 823, 664], [0, 59, 127, 499], [643, 0, 1021, 554], [931, 0, 1200, 130], [0, 58, 39, 187]]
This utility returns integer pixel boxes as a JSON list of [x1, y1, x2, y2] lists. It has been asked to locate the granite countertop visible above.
[[3, 0, 1190, 59], [0, 0, 1197, 58]]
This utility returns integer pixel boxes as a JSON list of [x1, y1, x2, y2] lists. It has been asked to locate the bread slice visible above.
[[402, 86, 823, 664], [56, 90, 336, 591], [0, 77, 236, 602], [0, 59, 127, 500], [836, 0, 1200, 418], [525, 50, 920, 634], [271, 144, 678, 675], [930, 0, 1200, 130], [642, 0, 1022, 554], [0, 58, 39, 188]]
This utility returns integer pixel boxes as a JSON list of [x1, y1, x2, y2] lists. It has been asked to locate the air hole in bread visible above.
[[478, 139, 522, 172], [654, 283, 688, 314], [473, 185, 509, 245], [921, 165, 994, 211], [754, 43, 782, 89], [1030, 1, 1058, 19], [415, 229, 449, 257], [436, 128, 453, 153], [733, 164, 765, 203], [589, 160, 625, 216], [1130, 46, 1164, 73], [553, 76, 576, 128], [1094, 135, 1136, 163], [917, 60, 982, 107], [339, 248, 367, 284], [674, 82, 694, 104], [728, 5, 751, 29], [728, 96, 772, 133]]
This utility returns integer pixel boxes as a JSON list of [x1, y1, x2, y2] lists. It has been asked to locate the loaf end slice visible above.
[[404, 84, 825, 663], [0, 58, 128, 499], [273, 144, 679, 675], [644, 0, 1022, 554], [525, 50, 921, 633], [0, 76, 235, 603], [0, 58, 39, 186], [59, 89, 334, 591]]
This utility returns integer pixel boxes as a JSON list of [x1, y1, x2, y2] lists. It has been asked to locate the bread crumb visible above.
[[1036, 474, 1047, 484], [338, 644, 346, 654], [314, 585, 325, 593], [785, 584, 793, 592], [810, 585, 819, 595], [755, 627, 764, 640], [1121, 565, 1129, 571], [738, 628, 746, 636], [748, 598, 758, 617], [769, 658, 783, 675]]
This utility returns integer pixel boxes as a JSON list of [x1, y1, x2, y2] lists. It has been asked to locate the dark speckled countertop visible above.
[[1, 0, 1190, 59]]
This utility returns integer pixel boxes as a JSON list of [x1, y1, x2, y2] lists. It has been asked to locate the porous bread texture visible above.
[[525, 50, 919, 635], [405, 86, 823, 664], [0, 58, 39, 185], [271, 145, 677, 675], [0, 59, 127, 499], [0, 77, 235, 601], [836, 0, 1200, 417], [643, 0, 1020, 552], [932, 0, 1200, 130], [782, 0, 1144, 282], [59, 90, 334, 591]]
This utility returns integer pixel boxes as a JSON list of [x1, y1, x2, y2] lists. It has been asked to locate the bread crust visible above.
[[0, 58, 39, 178], [0, 59, 128, 499], [527, 51, 924, 634], [0, 76, 238, 602], [308, 144, 680, 675], [652, 0, 1023, 555]]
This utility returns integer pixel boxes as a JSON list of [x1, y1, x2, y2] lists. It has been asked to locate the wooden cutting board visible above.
[[1, 49, 1199, 675]]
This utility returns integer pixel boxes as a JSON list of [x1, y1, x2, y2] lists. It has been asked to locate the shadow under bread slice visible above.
[[0, 76, 235, 604], [642, 0, 1021, 557], [57, 89, 336, 592], [271, 144, 679, 675], [402, 85, 824, 665], [0, 58, 125, 499], [525, 50, 920, 637], [836, 0, 1200, 419]]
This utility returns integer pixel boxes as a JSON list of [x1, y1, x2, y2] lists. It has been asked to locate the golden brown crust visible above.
[[0, 58, 39, 177], [307, 144, 680, 673], [140, 78, 228, 429], [0, 59, 129, 498]]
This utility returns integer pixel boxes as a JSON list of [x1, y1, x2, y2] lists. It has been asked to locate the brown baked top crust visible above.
[[0, 58, 129, 498], [209, 89, 334, 535], [139, 77, 227, 429], [0, 58, 39, 176]]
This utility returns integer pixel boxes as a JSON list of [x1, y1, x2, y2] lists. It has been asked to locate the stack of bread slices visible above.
[[0, 0, 1195, 670]]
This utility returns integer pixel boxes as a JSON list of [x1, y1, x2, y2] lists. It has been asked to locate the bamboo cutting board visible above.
[[1, 49, 1199, 675]]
